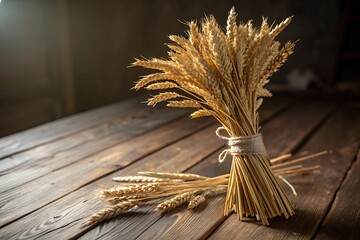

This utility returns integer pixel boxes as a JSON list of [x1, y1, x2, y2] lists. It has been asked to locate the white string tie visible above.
[[216, 127, 267, 164], [215, 127, 297, 196]]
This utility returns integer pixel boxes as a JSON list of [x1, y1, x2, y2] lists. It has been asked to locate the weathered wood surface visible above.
[[0, 96, 288, 239], [0, 97, 359, 240], [0, 116, 213, 227]]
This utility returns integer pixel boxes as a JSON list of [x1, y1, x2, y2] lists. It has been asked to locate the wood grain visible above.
[[0, 116, 213, 228], [0, 121, 221, 239], [131, 101, 335, 240], [208, 104, 359, 240], [0, 105, 186, 192], [0, 95, 144, 159], [0, 97, 289, 239], [315, 150, 360, 240]]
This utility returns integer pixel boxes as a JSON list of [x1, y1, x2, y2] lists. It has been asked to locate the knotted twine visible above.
[[216, 126, 267, 163], [216, 126, 297, 196]]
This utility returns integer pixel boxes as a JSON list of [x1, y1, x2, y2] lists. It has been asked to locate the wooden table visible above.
[[0, 95, 359, 240]]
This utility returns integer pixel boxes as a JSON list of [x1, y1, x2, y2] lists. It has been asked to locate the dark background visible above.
[[0, 0, 358, 137]]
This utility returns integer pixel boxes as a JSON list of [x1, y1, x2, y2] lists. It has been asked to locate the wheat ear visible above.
[[157, 191, 199, 211], [101, 183, 160, 198], [83, 201, 140, 226], [112, 176, 169, 183]]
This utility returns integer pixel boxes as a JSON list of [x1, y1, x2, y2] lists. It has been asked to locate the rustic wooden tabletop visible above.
[[0, 95, 359, 240]]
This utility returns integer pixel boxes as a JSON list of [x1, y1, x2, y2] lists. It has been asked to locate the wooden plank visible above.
[[0, 97, 289, 239], [0, 95, 145, 159], [315, 150, 360, 240], [0, 106, 187, 192], [208, 104, 360, 240], [131, 102, 335, 240]]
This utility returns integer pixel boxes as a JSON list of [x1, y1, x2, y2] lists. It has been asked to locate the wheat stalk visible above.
[[188, 195, 206, 209], [138, 171, 208, 181], [188, 186, 227, 209], [147, 92, 181, 106], [190, 109, 213, 118], [112, 176, 172, 183], [105, 195, 141, 204], [101, 183, 160, 198], [145, 81, 179, 90], [167, 100, 201, 108], [83, 200, 140, 227], [157, 191, 199, 211]]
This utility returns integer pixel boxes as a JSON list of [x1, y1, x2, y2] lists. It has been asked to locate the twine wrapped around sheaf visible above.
[[216, 127, 267, 163]]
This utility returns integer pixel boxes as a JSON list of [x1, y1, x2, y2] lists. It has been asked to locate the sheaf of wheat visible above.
[[130, 7, 295, 225], [83, 7, 314, 228]]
